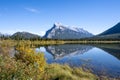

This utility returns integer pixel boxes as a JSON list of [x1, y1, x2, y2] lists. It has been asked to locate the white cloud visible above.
[[25, 7, 40, 13]]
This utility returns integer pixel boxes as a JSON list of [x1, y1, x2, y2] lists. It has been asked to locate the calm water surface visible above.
[[37, 44, 120, 78]]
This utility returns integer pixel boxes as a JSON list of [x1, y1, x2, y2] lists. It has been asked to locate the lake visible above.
[[36, 44, 120, 78]]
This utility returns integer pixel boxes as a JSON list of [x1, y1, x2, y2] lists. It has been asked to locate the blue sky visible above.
[[0, 0, 120, 36]]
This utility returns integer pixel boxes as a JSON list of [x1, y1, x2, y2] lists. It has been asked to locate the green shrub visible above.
[[15, 41, 46, 72]]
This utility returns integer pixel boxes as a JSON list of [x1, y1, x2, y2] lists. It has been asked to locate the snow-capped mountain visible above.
[[43, 23, 93, 39]]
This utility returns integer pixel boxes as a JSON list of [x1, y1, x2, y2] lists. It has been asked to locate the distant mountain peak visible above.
[[43, 23, 93, 39], [53, 22, 65, 30], [11, 31, 40, 39], [54, 23, 90, 33], [54, 22, 62, 27]]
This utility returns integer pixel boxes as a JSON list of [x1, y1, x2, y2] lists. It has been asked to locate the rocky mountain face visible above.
[[43, 23, 93, 39], [11, 32, 40, 39]]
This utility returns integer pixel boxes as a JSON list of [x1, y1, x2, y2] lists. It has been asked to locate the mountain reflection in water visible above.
[[94, 44, 120, 60], [45, 44, 93, 59], [37, 44, 120, 78]]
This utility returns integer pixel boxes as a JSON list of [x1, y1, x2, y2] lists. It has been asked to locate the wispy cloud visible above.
[[25, 7, 40, 13]]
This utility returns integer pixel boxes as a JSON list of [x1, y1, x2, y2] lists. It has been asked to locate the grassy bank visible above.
[[64, 40, 120, 44], [0, 55, 98, 80], [0, 40, 65, 47], [0, 40, 120, 47], [43, 64, 98, 80]]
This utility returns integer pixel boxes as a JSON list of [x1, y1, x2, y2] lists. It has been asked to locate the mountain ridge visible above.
[[91, 22, 120, 40], [99, 22, 120, 36], [43, 23, 93, 39], [11, 31, 40, 39]]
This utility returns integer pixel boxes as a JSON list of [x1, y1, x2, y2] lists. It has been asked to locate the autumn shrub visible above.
[[0, 55, 42, 80], [15, 41, 46, 72], [0, 40, 47, 80]]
